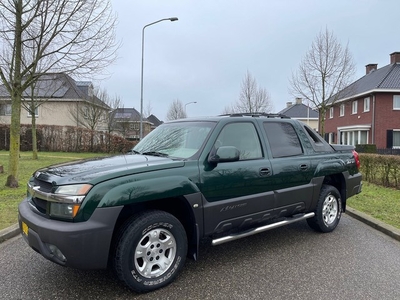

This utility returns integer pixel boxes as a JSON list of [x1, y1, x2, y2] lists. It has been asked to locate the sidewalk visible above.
[[1, 207, 400, 243]]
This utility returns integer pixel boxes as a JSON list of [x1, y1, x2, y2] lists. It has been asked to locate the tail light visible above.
[[352, 150, 360, 170]]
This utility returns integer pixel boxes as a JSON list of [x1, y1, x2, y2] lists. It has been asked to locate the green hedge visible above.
[[359, 153, 400, 189], [356, 144, 377, 153]]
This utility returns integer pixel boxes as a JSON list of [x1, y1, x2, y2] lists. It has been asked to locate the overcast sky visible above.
[[98, 0, 400, 121]]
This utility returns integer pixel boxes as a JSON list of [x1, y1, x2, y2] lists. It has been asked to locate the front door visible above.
[[199, 122, 274, 235]]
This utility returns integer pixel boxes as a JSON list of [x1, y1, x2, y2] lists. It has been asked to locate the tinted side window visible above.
[[215, 122, 262, 160], [263, 122, 303, 158]]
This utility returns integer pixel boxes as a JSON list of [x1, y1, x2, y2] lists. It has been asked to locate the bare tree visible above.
[[229, 71, 273, 114], [0, 0, 118, 187], [289, 27, 355, 136], [166, 99, 186, 120], [69, 86, 111, 151], [144, 100, 153, 119], [103, 91, 122, 152]]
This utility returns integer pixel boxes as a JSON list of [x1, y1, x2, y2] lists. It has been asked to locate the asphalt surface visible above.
[[1, 214, 400, 300]]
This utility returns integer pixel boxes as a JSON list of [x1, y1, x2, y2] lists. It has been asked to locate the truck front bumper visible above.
[[18, 199, 123, 269]]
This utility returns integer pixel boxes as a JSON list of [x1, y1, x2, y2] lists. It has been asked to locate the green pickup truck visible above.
[[18, 114, 362, 293]]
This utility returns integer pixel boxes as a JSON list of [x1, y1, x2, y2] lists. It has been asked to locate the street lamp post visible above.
[[185, 101, 197, 116], [140, 17, 178, 140]]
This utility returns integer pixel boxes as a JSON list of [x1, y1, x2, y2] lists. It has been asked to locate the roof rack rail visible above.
[[219, 113, 290, 119]]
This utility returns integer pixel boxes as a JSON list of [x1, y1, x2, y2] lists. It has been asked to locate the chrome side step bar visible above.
[[212, 212, 315, 246]]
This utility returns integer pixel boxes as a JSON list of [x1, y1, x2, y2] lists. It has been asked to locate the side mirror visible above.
[[208, 146, 240, 164]]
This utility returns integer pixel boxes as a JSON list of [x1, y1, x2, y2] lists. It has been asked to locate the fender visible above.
[[98, 175, 200, 207], [77, 175, 200, 220], [314, 158, 346, 177]]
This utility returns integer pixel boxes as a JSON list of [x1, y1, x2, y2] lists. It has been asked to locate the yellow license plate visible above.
[[22, 221, 29, 236]]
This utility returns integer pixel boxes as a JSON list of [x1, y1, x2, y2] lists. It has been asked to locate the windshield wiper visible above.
[[128, 149, 140, 154], [141, 151, 169, 157]]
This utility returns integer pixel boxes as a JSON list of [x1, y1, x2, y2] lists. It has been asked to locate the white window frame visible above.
[[364, 97, 370, 112], [352, 101, 357, 114], [393, 95, 400, 110], [329, 107, 334, 119], [339, 104, 345, 117]]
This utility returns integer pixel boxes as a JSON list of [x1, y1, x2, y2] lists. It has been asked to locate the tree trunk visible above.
[[6, 0, 23, 188], [7, 92, 22, 188], [32, 113, 38, 159]]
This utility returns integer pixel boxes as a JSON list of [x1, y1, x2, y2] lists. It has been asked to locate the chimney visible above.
[[295, 97, 302, 105], [365, 64, 378, 74], [286, 102, 293, 108], [390, 52, 400, 64]]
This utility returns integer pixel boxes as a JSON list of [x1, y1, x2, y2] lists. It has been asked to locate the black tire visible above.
[[307, 184, 342, 233], [114, 210, 187, 293]]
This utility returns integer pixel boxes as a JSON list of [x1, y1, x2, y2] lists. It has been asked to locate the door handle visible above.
[[259, 167, 271, 176], [299, 164, 308, 171]]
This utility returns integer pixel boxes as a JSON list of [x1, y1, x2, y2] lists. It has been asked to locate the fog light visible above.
[[47, 244, 67, 262]]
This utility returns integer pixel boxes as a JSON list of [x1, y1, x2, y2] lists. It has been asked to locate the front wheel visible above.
[[114, 210, 187, 293], [307, 184, 342, 233]]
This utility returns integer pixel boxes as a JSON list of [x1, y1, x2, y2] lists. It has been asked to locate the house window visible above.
[[339, 129, 369, 146], [1, 104, 12, 116], [394, 95, 400, 110], [360, 131, 368, 144], [329, 107, 334, 119], [339, 104, 345, 117], [393, 131, 400, 148], [364, 97, 370, 112], [388, 130, 400, 149], [27, 107, 39, 118], [83, 107, 89, 119], [328, 132, 335, 144], [352, 101, 357, 114]]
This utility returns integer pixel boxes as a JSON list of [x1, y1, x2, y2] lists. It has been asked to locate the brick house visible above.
[[110, 108, 161, 140], [324, 52, 400, 149]]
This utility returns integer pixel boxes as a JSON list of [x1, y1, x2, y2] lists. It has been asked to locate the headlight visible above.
[[49, 184, 93, 219], [54, 184, 92, 196]]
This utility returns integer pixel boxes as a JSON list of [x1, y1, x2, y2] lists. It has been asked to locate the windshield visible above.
[[133, 121, 215, 159]]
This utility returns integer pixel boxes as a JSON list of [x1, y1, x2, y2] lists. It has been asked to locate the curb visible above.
[[345, 206, 400, 242], [1, 208, 399, 243], [0, 223, 20, 243]]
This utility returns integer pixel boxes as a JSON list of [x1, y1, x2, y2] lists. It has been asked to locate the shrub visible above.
[[356, 144, 377, 153], [359, 153, 400, 189], [0, 124, 136, 153]]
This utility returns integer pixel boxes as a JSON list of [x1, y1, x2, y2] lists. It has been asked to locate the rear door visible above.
[[262, 121, 315, 217]]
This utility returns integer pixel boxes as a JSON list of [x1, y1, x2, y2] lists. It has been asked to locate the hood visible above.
[[34, 154, 184, 185]]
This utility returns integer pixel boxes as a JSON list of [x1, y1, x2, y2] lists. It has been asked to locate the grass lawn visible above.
[[0, 151, 107, 230], [0, 151, 399, 231], [347, 181, 400, 229]]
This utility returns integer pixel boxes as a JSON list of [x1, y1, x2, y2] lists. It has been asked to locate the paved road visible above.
[[1, 215, 400, 300]]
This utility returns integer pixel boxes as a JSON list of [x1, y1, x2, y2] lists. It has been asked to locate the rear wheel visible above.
[[307, 184, 342, 233], [114, 210, 187, 293]]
